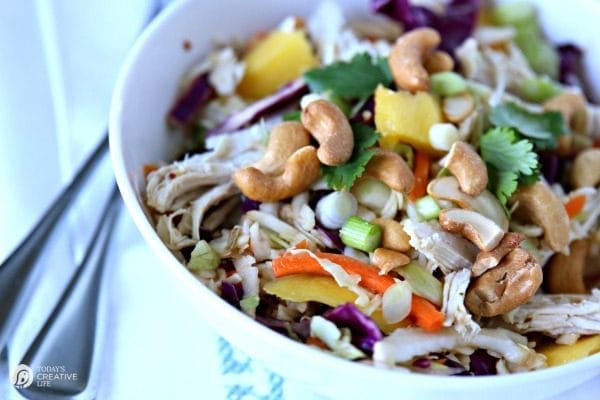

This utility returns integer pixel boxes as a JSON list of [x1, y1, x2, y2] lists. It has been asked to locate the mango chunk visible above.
[[538, 335, 600, 367], [237, 30, 318, 99], [374, 85, 442, 153], [263, 275, 357, 307], [262, 274, 408, 334]]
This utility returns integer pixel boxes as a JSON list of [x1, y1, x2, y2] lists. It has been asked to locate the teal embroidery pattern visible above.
[[218, 337, 284, 400]]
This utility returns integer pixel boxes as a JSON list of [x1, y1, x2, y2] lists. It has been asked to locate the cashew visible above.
[[439, 208, 504, 251], [427, 176, 509, 230], [465, 248, 542, 317], [509, 181, 570, 252], [543, 92, 588, 134], [445, 141, 488, 196], [472, 232, 525, 277], [301, 99, 354, 166], [372, 248, 411, 274], [252, 121, 311, 175], [372, 218, 411, 252], [233, 146, 320, 202], [546, 239, 589, 294], [362, 149, 414, 193], [442, 93, 475, 123], [570, 148, 600, 188], [424, 50, 454, 74], [388, 27, 441, 92]]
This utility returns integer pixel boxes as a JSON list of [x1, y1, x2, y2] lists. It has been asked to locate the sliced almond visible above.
[[443, 93, 475, 123]]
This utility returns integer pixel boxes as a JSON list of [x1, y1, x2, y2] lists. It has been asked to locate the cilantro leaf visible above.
[[487, 167, 518, 206], [480, 127, 538, 176], [489, 102, 568, 150], [282, 110, 301, 122], [304, 53, 392, 100], [480, 127, 541, 206], [322, 123, 380, 190]]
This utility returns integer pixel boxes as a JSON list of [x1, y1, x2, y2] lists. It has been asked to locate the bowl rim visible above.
[[109, 0, 600, 389]]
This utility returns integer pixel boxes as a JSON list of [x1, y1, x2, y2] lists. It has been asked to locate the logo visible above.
[[11, 364, 34, 389]]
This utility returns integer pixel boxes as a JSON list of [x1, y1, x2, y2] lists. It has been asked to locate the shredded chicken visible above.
[[190, 182, 239, 241], [402, 220, 478, 274], [373, 327, 545, 372], [442, 268, 480, 339], [503, 289, 600, 344]]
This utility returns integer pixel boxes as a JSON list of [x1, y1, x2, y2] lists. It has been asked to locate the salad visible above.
[[143, 0, 600, 375]]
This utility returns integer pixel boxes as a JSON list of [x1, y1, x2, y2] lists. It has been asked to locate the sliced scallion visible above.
[[414, 196, 441, 221], [395, 262, 443, 306], [340, 216, 382, 253]]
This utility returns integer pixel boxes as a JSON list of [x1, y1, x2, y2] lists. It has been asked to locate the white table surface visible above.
[[0, 1, 598, 399]]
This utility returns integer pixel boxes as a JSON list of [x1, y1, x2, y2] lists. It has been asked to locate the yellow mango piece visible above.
[[370, 309, 410, 334], [374, 85, 442, 153], [263, 275, 357, 307], [538, 335, 600, 367], [237, 31, 318, 99], [263, 274, 411, 334]]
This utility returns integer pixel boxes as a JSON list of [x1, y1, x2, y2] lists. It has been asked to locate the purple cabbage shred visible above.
[[539, 152, 559, 184], [220, 281, 243, 310], [324, 303, 383, 353], [206, 79, 308, 137], [241, 196, 261, 213], [371, 0, 479, 53], [168, 73, 214, 129], [469, 349, 497, 376], [255, 316, 311, 341]]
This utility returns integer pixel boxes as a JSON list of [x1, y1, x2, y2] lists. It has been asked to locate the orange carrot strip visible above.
[[564, 194, 586, 218], [272, 252, 395, 295], [294, 240, 309, 250], [316, 252, 395, 295], [306, 336, 327, 349], [143, 164, 158, 177], [410, 295, 444, 332], [409, 150, 430, 202]]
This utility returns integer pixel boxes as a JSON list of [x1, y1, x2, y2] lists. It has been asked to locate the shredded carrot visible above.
[[306, 336, 327, 349], [272, 251, 395, 295], [410, 295, 444, 332], [143, 164, 158, 176], [564, 194, 586, 218], [294, 240, 309, 250], [409, 150, 430, 202]]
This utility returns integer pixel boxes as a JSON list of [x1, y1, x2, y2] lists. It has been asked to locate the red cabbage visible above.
[[539, 152, 559, 184], [350, 96, 375, 125], [371, 0, 480, 53], [557, 44, 596, 102], [241, 196, 261, 213], [316, 226, 344, 252], [469, 349, 497, 376], [220, 281, 242, 309], [324, 303, 383, 353], [255, 316, 311, 341], [206, 79, 308, 137], [168, 73, 214, 129]]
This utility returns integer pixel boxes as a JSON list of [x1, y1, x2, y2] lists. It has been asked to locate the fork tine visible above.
[[16, 186, 121, 398]]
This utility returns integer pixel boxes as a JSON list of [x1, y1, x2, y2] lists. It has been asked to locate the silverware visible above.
[[0, 136, 109, 351], [17, 187, 121, 399]]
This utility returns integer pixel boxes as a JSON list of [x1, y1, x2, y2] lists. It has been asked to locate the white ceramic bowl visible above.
[[109, 0, 600, 398]]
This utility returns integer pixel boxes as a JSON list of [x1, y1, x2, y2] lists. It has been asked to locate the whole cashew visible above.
[[545, 239, 589, 294], [372, 218, 411, 252], [424, 50, 454, 74], [372, 248, 410, 274], [465, 248, 542, 317], [362, 149, 414, 193], [233, 146, 320, 202], [445, 141, 488, 196], [301, 99, 354, 166], [472, 232, 525, 277], [388, 27, 441, 92], [509, 181, 570, 252], [252, 121, 311, 175], [543, 92, 588, 134], [570, 148, 600, 188]]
